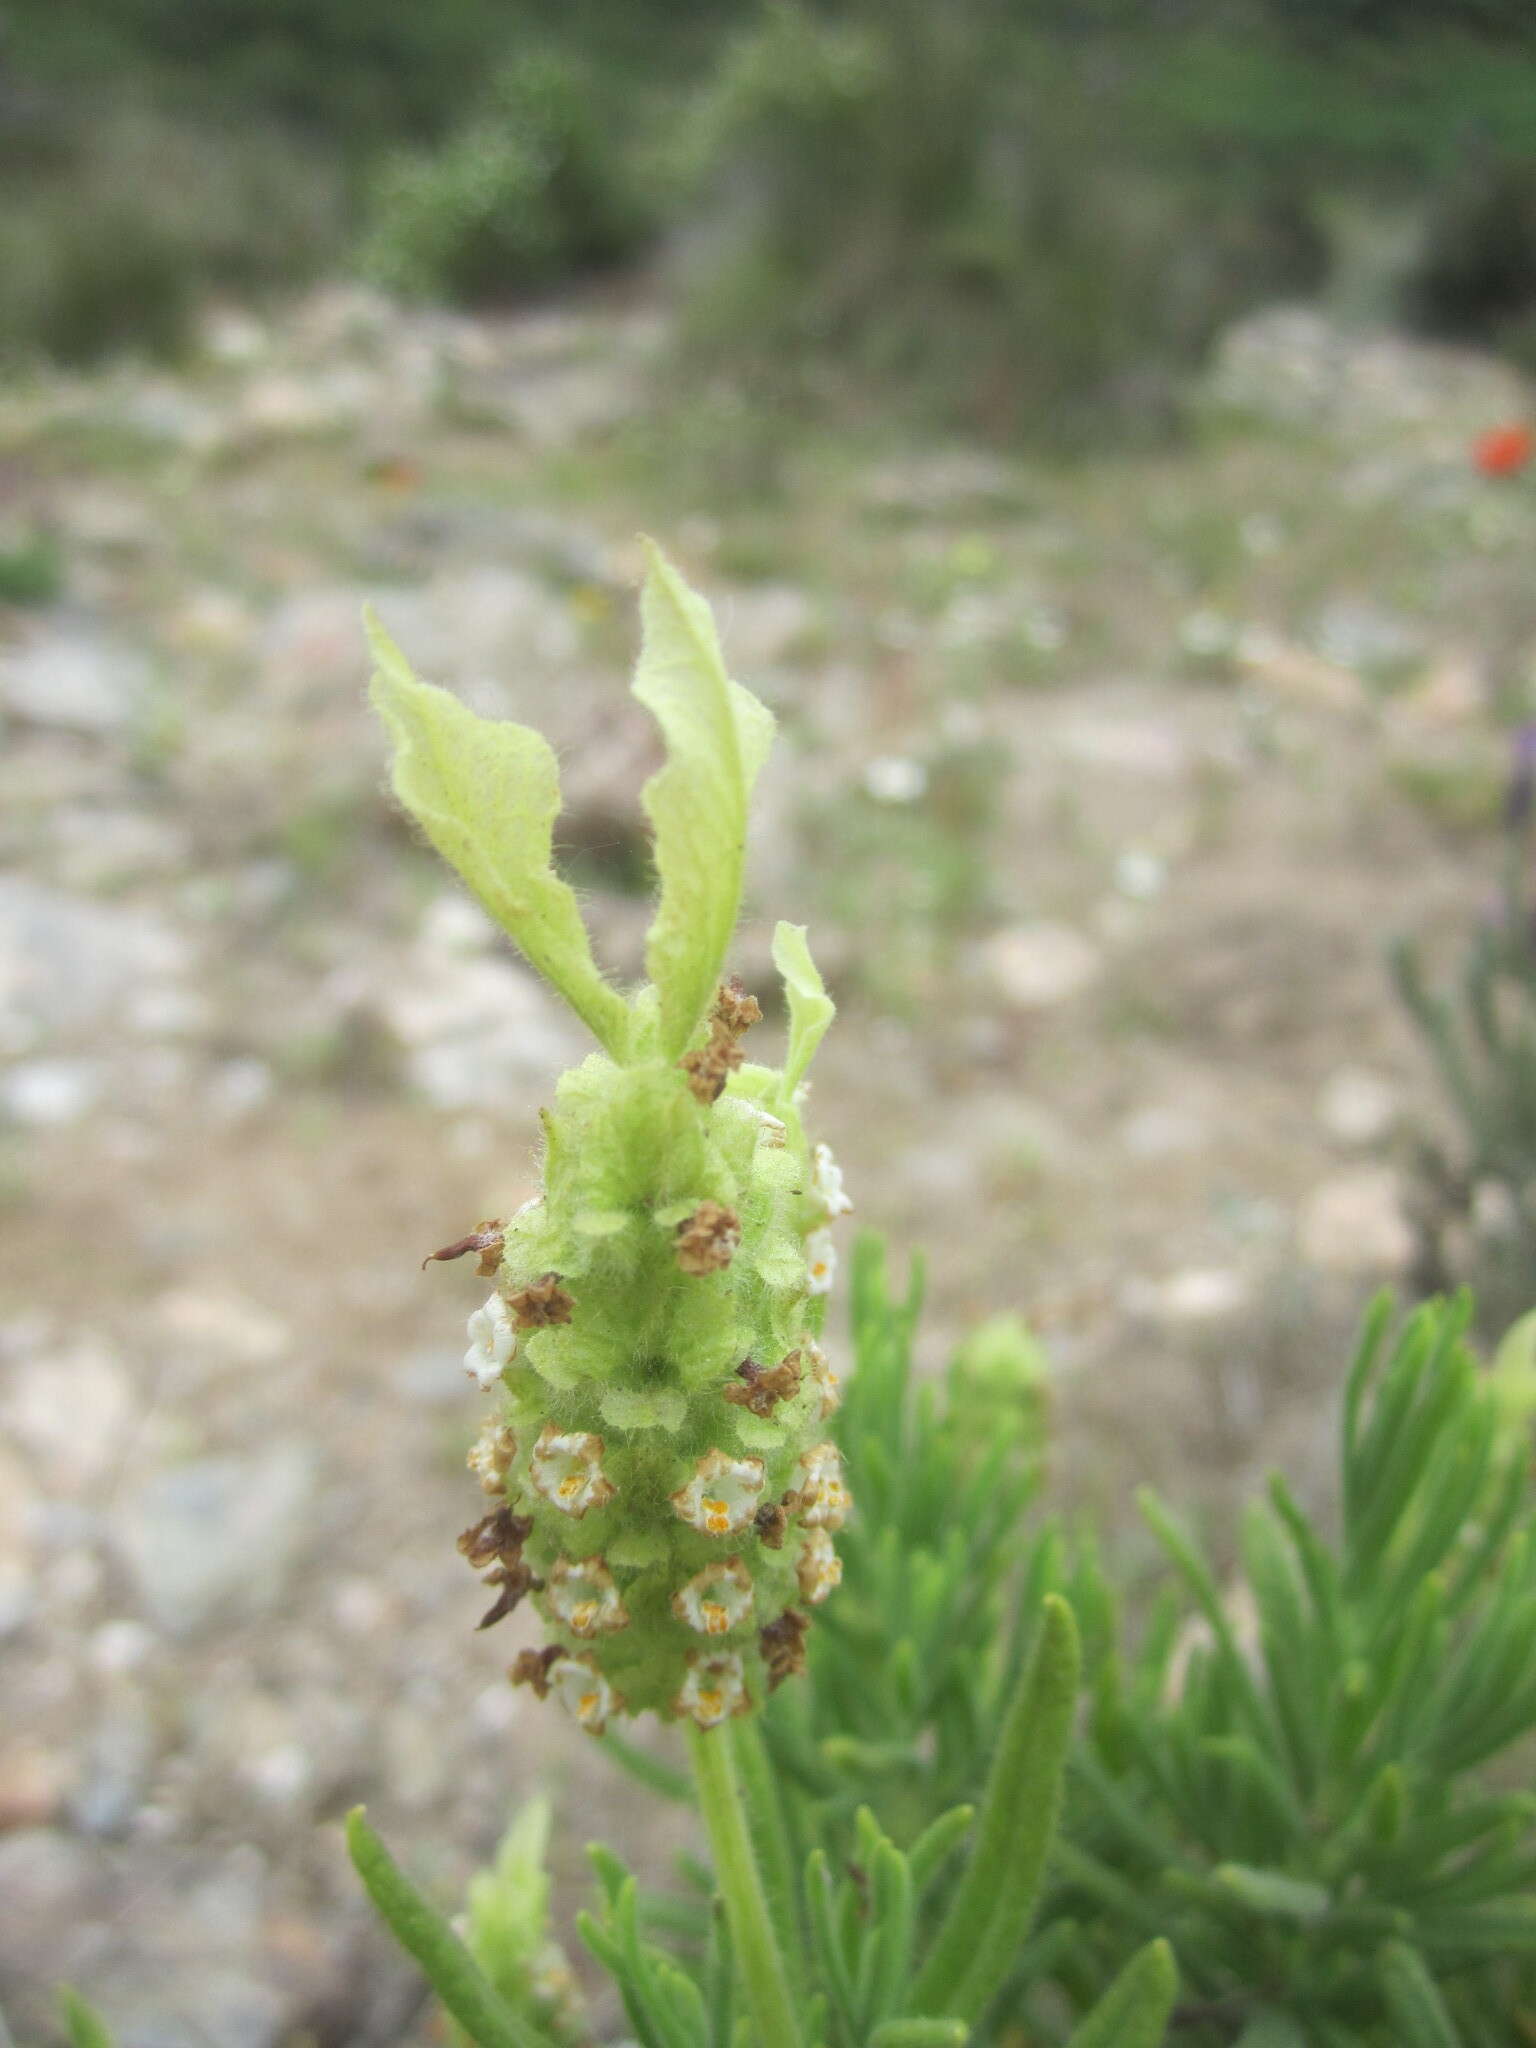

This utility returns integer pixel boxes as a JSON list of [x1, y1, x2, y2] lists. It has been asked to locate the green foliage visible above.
[[681, 0, 1327, 445], [633, 540, 777, 1061], [56, 1987, 115, 2048], [1059, 1292, 1536, 2041], [358, 49, 654, 307], [367, 606, 630, 1055], [455, 1801, 587, 2046], [1403, 147, 1536, 355], [773, 923, 836, 1099], [0, 99, 341, 365], [1390, 859, 1536, 1326], [762, 1240, 1050, 1842], [0, 528, 64, 607]]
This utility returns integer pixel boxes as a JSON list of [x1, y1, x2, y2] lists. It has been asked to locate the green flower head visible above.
[[370, 542, 851, 1730]]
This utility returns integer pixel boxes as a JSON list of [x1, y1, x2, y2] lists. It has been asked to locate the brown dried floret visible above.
[[754, 1501, 789, 1550], [723, 1351, 803, 1418], [509, 1645, 561, 1698], [675, 1201, 741, 1275], [679, 979, 763, 1103], [422, 1220, 505, 1276], [477, 1561, 541, 1631], [457, 1506, 534, 1571], [466, 1420, 518, 1496], [712, 977, 763, 1037], [759, 1609, 811, 1691], [507, 1273, 575, 1329], [680, 1037, 745, 1105]]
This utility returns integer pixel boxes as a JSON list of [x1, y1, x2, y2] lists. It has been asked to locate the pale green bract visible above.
[[772, 919, 835, 1098], [366, 609, 629, 1056], [634, 537, 776, 1059]]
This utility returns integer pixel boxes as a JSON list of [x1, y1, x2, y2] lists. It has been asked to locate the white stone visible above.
[[115, 1446, 317, 1636], [982, 922, 1102, 1010], [0, 1058, 102, 1126], [1156, 1268, 1251, 1323], [0, 629, 150, 735], [1120, 1105, 1206, 1159], [0, 1339, 133, 1492], [1297, 1167, 1414, 1276], [1318, 1067, 1400, 1148], [863, 755, 928, 804], [154, 1289, 291, 1367]]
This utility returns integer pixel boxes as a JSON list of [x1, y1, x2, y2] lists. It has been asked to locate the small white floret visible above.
[[796, 1527, 843, 1604], [464, 1293, 518, 1390], [671, 1450, 765, 1537], [548, 1653, 619, 1734], [812, 1143, 853, 1218], [672, 1557, 754, 1636], [673, 1650, 749, 1729], [547, 1557, 629, 1638], [530, 1426, 617, 1518], [797, 1442, 851, 1530], [806, 1228, 837, 1297]]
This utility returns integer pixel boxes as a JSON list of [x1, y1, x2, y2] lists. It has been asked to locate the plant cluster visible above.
[[359, 50, 652, 308], [1391, 734, 1536, 1328], [39, 558, 1536, 2048]]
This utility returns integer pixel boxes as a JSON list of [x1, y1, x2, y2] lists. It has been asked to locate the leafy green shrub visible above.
[[1060, 1292, 1536, 2043], [681, 0, 1327, 445], [359, 50, 653, 306], [0, 101, 342, 364], [1391, 751, 1536, 1327], [1404, 144, 1536, 340]]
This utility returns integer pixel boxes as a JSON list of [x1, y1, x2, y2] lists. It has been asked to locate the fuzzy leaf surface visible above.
[[773, 921, 835, 1097], [633, 542, 775, 1058], [367, 611, 628, 1055]]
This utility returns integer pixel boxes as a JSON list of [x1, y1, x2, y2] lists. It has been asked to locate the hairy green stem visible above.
[[690, 1723, 804, 2048]]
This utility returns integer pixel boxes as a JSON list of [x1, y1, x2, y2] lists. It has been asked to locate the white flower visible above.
[[466, 1417, 517, 1495], [797, 1442, 851, 1530], [672, 1557, 754, 1636], [812, 1143, 853, 1218], [530, 1426, 617, 1518], [547, 1557, 629, 1638], [671, 1450, 764, 1536], [806, 1228, 837, 1296], [549, 1653, 619, 1734], [803, 1338, 841, 1418], [796, 1527, 843, 1604], [673, 1650, 749, 1729], [464, 1293, 517, 1390]]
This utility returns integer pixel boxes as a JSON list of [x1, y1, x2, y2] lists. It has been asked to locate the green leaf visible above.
[[913, 1595, 1081, 2024], [632, 541, 775, 1059], [367, 610, 629, 1057], [1234, 2017, 1310, 2048], [345, 1808, 549, 2048], [867, 2023, 969, 2047], [1378, 1939, 1462, 2048], [56, 1989, 115, 2048], [1061, 1940, 1178, 2048], [1213, 1864, 1330, 1922], [773, 921, 835, 1097]]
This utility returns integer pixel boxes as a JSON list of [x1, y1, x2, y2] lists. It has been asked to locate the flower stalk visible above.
[[688, 1722, 804, 2048]]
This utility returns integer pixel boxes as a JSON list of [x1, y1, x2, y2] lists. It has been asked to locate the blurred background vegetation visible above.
[[6, 0, 1536, 438]]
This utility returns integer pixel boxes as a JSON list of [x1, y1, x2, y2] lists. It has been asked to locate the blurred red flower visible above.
[[1473, 424, 1535, 477]]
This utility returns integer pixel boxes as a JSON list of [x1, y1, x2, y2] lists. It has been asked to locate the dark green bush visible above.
[[358, 49, 655, 307], [1403, 145, 1536, 352], [0, 101, 342, 364], [682, 0, 1328, 446]]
